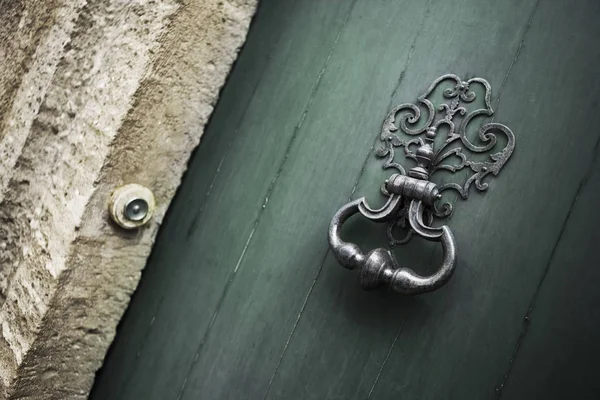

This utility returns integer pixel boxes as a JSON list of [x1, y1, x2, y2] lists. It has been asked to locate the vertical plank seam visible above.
[[493, 0, 540, 115], [260, 249, 332, 400], [366, 322, 405, 400], [495, 135, 600, 398], [260, 2, 433, 397], [175, 2, 358, 398], [185, 155, 226, 238], [185, 155, 225, 239]]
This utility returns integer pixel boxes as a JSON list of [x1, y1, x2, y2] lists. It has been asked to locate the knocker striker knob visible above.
[[328, 74, 515, 295], [329, 184, 457, 295]]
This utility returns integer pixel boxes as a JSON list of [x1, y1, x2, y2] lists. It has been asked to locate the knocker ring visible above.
[[328, 74, 515, 295]]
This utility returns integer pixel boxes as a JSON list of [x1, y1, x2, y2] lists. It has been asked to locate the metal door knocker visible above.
[[329, 74, 515, 295]]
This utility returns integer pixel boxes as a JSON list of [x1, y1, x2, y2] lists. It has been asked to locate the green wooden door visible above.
[[91, 0, 600, 398]]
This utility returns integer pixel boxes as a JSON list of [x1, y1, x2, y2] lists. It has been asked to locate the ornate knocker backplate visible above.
[[328, 74, 515, 295]]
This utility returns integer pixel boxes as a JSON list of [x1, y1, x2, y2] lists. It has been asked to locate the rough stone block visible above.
[[0, 0, 257, 397]]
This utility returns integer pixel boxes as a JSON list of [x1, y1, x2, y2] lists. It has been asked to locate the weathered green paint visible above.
[[91, 0, 600, 399]]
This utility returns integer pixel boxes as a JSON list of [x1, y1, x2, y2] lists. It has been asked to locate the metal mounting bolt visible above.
[[108, 184, 155, 229]]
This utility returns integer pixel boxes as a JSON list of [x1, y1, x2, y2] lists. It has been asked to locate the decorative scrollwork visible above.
[[376, 74, 515, 245]]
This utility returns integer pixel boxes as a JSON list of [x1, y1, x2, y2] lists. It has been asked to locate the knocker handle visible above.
[[327, 74, 515, 295], [328, 198, 457, 295]]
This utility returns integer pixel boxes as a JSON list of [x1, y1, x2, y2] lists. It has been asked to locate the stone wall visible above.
[[0, 0, 257, 397]]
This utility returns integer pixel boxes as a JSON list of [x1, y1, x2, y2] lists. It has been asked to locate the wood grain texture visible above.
[[92, 0, 600, 399], [262, 0, 540, 398], [179, 0, 435, 398], [496, 3, 600, 398], [367, 0, 600, 398], [499, 145, 600, 400]]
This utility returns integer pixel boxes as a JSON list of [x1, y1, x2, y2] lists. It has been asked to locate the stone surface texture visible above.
[[0, 0, 257, 398]]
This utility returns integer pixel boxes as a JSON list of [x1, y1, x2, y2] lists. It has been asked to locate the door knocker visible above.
[[329, 74, 515, 295]]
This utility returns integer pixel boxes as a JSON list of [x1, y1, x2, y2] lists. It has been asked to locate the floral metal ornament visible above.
[[328, 74, 515, 295]]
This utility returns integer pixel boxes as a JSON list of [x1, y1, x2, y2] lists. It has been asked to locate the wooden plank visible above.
[[173, 0, 437, 398], [90, 0, 355, 398], [367, 0, 600, 399], [499, 147, 600, 400], [263, 0, 539, 399], [498, 25, 600, 396]]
